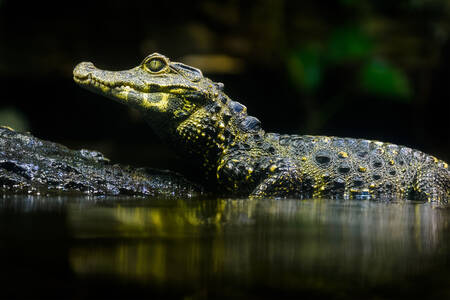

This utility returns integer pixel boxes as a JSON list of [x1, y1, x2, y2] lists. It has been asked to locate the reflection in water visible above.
[[67, 199, 449, 288], [1, 195, 449, 298]]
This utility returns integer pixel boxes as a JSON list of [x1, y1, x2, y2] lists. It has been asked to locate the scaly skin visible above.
[[73, 53, 449, 201]]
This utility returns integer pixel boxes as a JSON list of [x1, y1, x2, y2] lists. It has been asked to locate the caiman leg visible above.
[[218, 153, 303, 198], [250, 158, 302, 198]]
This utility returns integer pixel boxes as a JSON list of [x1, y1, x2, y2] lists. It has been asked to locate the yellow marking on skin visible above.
[[443, 162, 448, 169], [269, 165, 277, 172], [301, 156, 307, 161], [432, 156, 439, 163], [181, 101, 194, 113], [374, 141, 383, 147], [218, 122, 225, 129], [369, 184, 376, 189], [141, 93, 169, 111], [389, 159, 395, 165], [116, 87, 130, 101], [170, 88, 187, 94], [100, 85, 110, 93], [358, 166, 367, 172], [245, 167, 254, 181], [338, 151, 348, 158]]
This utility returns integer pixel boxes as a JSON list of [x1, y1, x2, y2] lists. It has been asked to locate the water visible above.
[[1, 195, 449, 299]]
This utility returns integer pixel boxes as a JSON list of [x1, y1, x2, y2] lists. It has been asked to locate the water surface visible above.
[[1, 196, 449, 299]]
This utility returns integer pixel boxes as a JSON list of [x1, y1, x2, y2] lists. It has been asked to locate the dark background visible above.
[[1, 0, 449, 172]]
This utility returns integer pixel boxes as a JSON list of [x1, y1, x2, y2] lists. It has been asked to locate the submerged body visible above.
[[73, 53, 449, 201]]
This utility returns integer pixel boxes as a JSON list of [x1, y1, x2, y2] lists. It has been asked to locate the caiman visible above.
[[73, 53, 450, 201]]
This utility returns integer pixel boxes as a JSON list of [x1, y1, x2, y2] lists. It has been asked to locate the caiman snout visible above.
[[73, 62, 96, 80]]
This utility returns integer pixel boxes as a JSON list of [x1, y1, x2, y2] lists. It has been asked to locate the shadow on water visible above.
[[1, 195, 449, 299]]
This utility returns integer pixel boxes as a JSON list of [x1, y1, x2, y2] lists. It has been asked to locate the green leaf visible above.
[[327, 27, 373, 62], [287, 47, 322, 93], [360, 59, 412, 100]]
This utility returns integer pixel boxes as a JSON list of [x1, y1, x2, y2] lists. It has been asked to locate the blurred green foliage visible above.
[[361, 59, 411, 99], [288, 46, 322, 93], [288, 25, 412, 101], [327, 27, 373, 63], [274, 0, 450, 134]]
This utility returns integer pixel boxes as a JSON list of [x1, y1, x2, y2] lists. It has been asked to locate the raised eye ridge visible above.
[[144, 57, 167, 73]]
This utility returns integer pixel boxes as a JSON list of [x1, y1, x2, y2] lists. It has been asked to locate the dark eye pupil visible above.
[[147, 58, 165, 72]]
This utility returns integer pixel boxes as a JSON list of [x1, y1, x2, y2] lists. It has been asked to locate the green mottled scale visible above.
[[74, 53, 449, 201], [276, 135, 428, 198]]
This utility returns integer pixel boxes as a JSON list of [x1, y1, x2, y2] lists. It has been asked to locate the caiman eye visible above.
[[144, 58, 166, 73]]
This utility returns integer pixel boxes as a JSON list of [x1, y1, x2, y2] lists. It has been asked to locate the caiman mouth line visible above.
[[73, 72, 198, 96], [74, 73, 128, 92]]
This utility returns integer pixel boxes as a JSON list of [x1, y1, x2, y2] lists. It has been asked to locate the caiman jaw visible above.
[[73, 61, 144, 109], [73, 61, 194, 112]]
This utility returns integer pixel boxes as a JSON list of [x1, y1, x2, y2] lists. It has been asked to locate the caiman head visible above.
[[73, 53, 262, 171], [73, 53, 226, 135]]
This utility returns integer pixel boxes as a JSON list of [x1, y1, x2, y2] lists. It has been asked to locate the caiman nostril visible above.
[[73, 62, 96, 79]]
